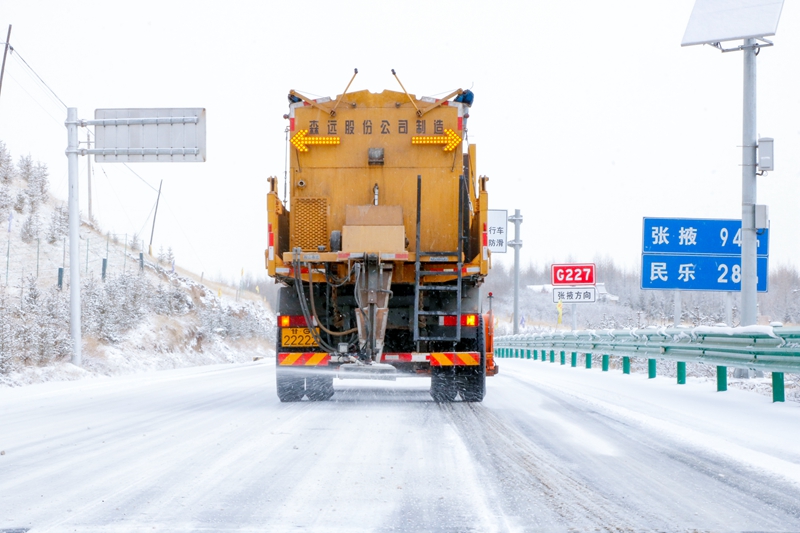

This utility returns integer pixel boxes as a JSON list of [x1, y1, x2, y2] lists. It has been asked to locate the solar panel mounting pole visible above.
[[681, 0, 784, 327], [740, 38, 758, 326]]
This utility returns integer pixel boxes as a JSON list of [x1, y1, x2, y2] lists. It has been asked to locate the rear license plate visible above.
[[281, 327, 319, 348]]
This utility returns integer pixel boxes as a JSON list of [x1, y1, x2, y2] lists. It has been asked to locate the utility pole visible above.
[[66, 108, 81, 366], [87, 130, 93, 222], [508, 209, 523, 334], [148, 180, 163, 256], [0, 25, 11, 104]]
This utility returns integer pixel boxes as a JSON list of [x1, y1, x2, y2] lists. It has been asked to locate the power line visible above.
[[2, 43, 67, 109], [120, 163, 159, 192]]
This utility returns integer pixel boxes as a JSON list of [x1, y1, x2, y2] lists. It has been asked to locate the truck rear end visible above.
[[266, 75, 496, 402]]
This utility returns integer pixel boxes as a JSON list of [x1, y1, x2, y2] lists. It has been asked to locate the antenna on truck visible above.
[[329, 68, 358, 117], [391, 69, 421, 116]]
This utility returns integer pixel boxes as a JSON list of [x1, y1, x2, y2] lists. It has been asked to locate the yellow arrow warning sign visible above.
[[411, 128, 461, 151], [290, 129, 340, 152]]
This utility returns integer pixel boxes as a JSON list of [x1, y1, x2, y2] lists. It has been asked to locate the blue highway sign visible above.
[[643, 218, 769, 256], [641, 254, 768, 292]]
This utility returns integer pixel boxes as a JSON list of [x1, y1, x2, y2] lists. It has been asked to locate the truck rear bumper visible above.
[[277, 351, 481, 372]]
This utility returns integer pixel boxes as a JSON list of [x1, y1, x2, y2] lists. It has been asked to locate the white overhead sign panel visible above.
[[92, 108, 206, 162], [682, 0, 784, 46]]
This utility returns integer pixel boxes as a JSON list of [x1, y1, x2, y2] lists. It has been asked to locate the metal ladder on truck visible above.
[[413, 174, 468, 345]]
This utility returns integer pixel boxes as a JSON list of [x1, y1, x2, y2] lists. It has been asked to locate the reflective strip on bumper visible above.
[[278, 352, 331, 366], [380, 353, 431, 363], [429, 352, 480, 366]]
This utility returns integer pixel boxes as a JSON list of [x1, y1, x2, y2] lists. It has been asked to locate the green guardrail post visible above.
[[648, 359, 656, 379], [585, 353, 592, 369], [533, 349, 538, 360], [571, 352, 577, 367], [772, 372, 785, 403], [622, 356, 631, 375], [527, 349, 532, 360], [677, 362, 686, 385], [602, 354, 609, 372], [550, 350, 555, 363], [560, 351, 565, 365], [717, 366, 727, 392]]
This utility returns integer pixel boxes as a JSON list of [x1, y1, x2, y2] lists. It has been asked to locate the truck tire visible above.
[[306, 376, 335, 401], [430, 367, 458, 402], [276, 370, 305, 402], [459, 315, 486, 402]]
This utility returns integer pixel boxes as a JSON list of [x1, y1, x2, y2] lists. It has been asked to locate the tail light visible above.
[[439, 314, 479, 327], [278, 315, 315, 328]]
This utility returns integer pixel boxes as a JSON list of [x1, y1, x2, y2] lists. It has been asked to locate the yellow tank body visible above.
[[266, 88, 490, 281]]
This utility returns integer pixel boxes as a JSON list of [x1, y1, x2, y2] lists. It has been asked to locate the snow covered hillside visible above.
[[0, 141, 275, 387]]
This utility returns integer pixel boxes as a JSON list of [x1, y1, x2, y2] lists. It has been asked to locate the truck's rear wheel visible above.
[[276, 370, 305, 402], [459, 315, 487, 402], [306, 376, 335, 401], [431, 367, 458, 402]]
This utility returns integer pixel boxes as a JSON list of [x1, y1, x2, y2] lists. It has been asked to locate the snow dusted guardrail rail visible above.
[[495, 326, 800, 403]]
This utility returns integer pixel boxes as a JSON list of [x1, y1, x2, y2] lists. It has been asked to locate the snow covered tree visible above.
[[157, 245, 166, 265], [0, 291, 17, 373], [13, 192, 26, 214], [0, 185, 12, 216], [17, 154, 33, 183], [129, 232, 140, 252], [46, 205, 69, 244], [166, 246, 175, 266], [0, 141, 14, 185], [20, 213, 40, 243], [26, 162, 49, 209]]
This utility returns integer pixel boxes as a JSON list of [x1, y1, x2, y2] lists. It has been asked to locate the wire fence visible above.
[[0, 226, 162, 299]]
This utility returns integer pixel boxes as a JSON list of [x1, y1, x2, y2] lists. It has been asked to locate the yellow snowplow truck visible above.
[[266, 71, 496, 402]]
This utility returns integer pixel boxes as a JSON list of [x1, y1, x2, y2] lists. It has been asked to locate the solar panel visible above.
[[681, 0, 784, 46]]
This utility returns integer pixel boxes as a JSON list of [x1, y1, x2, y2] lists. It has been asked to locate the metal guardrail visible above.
[[495, 325, 800, 402]]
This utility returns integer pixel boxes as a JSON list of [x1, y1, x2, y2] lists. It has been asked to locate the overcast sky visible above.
[[1, 1, 799, 282]]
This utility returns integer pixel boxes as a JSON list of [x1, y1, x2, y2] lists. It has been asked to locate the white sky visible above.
[[1, 0, 799, 281]]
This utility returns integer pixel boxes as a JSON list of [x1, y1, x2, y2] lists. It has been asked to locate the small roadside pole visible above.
[[65, 107, 206, 365], [508, 210, 523, 334]]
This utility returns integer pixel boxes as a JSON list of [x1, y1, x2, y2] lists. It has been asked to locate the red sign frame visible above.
[[551, 263, 596, 286]]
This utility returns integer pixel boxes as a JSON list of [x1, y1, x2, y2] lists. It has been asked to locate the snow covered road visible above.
[[1, 358, 800, 532]]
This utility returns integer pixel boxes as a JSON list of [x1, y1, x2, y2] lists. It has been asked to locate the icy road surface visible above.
[[2, 359, 800, 533]]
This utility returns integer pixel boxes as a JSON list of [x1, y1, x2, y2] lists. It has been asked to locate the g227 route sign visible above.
[[551, 263, 596, 286], [641, 254, 768, 292], [643, 218, 769, 256]]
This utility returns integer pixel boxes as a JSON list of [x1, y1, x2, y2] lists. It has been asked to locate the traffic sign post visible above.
[[66, 107, 206, 366]]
